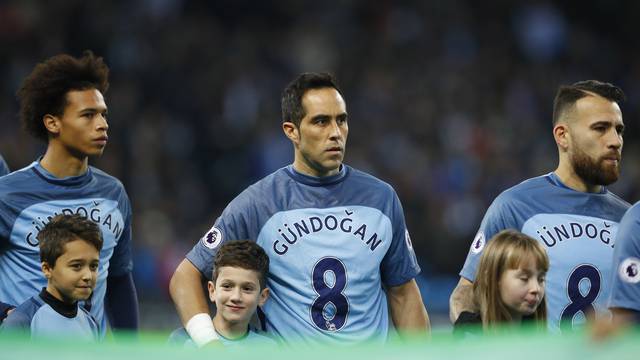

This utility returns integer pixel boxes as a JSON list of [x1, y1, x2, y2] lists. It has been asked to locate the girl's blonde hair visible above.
[[473, 229, 549, 330]]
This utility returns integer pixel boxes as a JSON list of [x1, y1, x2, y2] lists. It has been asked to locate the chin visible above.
[[223, 315, 248, 324], [323, 161, 342, 172], [521, 307, 537, 316], [599, 171, 619, 186], [75, 294, 92, 301]]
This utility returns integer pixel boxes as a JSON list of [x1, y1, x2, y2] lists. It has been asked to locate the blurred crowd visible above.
[[1, 0, 639, 328]]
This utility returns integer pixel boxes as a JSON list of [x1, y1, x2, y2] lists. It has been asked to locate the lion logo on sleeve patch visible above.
[[619, 257, 640, 284], [201, 226, 223, 249], [471, 232, 485, 254]]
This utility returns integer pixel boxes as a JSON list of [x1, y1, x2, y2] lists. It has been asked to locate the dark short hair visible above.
[[37, 214, 103, 267], [212, 240, 269, 289], [552, 80, 625, 125], [18, 50, 110, 142], [281, 72, 343, 126]]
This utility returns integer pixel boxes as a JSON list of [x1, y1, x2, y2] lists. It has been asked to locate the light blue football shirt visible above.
[[460, 173, 629, 332], [0, 161, 133, 333], [168, 326, 278, 348], [0, 289, 99, 341], [187, 165, 420, 344], [608, 201, 640, 315]]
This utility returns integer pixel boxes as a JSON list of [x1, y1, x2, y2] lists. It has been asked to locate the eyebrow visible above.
[[591, 120, 624, 129], [516, 268, 534, 275], [77, 107, 108, 114], [311, 112, 348, 121], [67, 257, 99, 263], [311, 114, 331, 122]]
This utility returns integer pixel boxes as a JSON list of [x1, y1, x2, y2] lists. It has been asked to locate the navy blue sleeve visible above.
[[105, 272, 139, 331], [0, 155, 9, 177], [108, 190, 133, 276], [380, 189, 421, 287]]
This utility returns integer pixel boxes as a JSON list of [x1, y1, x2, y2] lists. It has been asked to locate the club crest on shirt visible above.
[[201, 226, 223, 249], [618, 257, 640, 284], [471, 232, 485, 254]]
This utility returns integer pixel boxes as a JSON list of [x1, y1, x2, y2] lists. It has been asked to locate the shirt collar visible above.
[[285, 164, 349, 186], [39, 288, 78, 318]]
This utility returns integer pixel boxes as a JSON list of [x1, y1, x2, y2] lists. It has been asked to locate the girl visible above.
[[454, 229, 549, 334]]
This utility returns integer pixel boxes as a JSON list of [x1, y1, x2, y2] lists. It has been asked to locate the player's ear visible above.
[[258, 287, 270, 306], [553, 123, 570, 151], [43, 114, 61, 136], [282, 121, 300, 145], [207, 280, 216, 302], [41, 261, 52, 279]]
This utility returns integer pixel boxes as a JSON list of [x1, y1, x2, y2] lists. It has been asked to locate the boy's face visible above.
[[208, 266, 269, 326], [42, 238, 100, 304]]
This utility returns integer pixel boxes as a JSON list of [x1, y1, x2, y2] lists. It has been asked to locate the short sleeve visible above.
[[609, 202, 640, 312], [380, 190, 421, 287], [459, 193, 520, 281], [186, 191, 257, 279]]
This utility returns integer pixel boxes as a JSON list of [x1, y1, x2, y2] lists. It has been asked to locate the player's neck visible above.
[[41, 143, 89, 178], [212, 315, 249, 340], [292, 158, 340, 178], [553, 164, 602, 193]]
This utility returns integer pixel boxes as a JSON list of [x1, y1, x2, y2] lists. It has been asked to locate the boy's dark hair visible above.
[[37, 214, 103, 266], [212, 240, 270, 289], [18, 50, 110, 142], [553, 80, 625, 125], [281, 72, 343, 127]]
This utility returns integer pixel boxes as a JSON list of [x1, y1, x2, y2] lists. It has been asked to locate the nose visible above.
[[328, 119, 342, 140], [230, 288, 242, 302], [81, 267, 93, 282], [607, 128, 622, 150], [96, 113, 109, 131], [530, 279, 542, 295]]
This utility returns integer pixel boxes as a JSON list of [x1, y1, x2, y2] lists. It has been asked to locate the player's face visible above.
[[209, 267, 268, 327], [499, 259, 545, 321], [285, 87, 348, 177], [567, 95, 624, 186], [51, 88, 109, 158], [42, 239, 100, 304]]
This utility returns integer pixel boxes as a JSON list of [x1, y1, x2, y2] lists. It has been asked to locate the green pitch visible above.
[[1, 328, 638, 360]]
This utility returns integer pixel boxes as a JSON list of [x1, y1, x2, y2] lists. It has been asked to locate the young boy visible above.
[[1, 214, 102, 340], [170, 240, 276, 347]]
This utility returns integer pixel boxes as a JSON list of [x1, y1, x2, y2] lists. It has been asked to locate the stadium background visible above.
[[0, 0, 639, 332]]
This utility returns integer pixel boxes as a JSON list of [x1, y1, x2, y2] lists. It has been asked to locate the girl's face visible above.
[[499, 258, 546, 321]]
